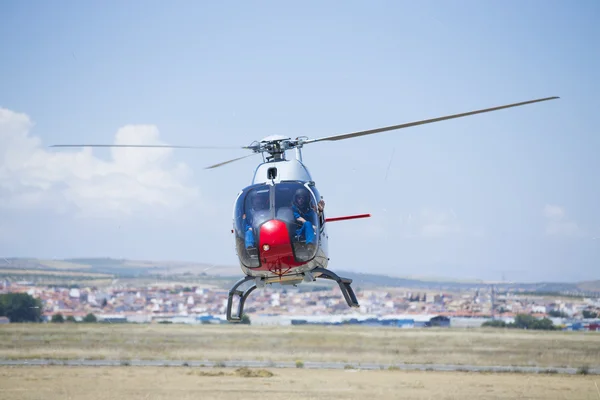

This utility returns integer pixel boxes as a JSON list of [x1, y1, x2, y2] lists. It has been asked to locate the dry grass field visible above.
[[1, 366, 599, 400], [1, 324, 599, 370]]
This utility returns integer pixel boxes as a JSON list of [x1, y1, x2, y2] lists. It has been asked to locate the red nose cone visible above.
[[259, 220, 292, 261], [258, 220, 302, 270]]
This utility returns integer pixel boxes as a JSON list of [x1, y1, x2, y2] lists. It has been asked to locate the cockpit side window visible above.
[[308, 183, 325, 228], [234, 184, 271, 268]]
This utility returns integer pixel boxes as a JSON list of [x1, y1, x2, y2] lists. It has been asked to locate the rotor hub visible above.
[[247, 136, 306, 162]]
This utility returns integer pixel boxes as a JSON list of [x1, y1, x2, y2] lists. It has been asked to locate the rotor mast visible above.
[[294, 136, 308, 163]]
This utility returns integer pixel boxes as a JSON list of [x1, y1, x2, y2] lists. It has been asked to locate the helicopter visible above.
[[50, 95, 559, 322]]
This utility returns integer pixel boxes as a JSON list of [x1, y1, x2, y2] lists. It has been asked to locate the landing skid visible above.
[[226, 275, 258, 322], [226, 268, 359, 323], [312, 267, 360, 308]]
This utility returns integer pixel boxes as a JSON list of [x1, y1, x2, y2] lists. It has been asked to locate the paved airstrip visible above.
[[1, 359, 598, 375]]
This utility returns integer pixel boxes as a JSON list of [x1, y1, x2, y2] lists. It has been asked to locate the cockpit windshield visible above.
[[274, 182, 320, 262], [244, 187, 271, 228], [234, 181, 320, 268]]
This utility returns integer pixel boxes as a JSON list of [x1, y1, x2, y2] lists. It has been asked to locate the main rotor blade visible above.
[[303, 96, 559, 144], [204, 153, 258, 169], [49, 144, 243, 149]]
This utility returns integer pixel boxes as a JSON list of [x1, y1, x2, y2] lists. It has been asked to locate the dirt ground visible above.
[[0, 366, 599, 400]]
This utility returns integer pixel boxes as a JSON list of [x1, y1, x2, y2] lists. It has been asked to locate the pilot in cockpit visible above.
[[243, 192, 269, 250], [292, 188, 325, 250]]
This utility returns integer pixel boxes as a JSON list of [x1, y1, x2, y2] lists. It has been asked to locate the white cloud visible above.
[[401, 207, 483, 239], [542, 204, 581, 237], [543, 204, 565, 219], [0, 107, 200, 218]]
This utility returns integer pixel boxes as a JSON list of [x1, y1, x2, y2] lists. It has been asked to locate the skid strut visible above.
[[226, 275, 258, 322], [227, 268, 359, 322], [312, 267, 360, 307]]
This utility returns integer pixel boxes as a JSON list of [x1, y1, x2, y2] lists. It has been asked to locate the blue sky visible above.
[[1, 1, 598, 282]]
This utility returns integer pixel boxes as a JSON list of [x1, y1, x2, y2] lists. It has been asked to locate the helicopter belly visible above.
[[238, 246, 327, 278]]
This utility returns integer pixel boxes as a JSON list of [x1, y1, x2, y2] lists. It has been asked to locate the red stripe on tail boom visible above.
[[325, 213, 371, 223]]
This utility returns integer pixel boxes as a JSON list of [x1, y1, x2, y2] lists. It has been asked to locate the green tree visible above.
[[514, 314, 537, 329], [66, 315, 76, 323], [582, 310, 598, 319], [82, 313, 97, 323], [241, 314, 251, 325], [482, 319, 506, 328], [51, 313, 65, 323], [548, 310, 568, 318], [533, 318, 556, 330], [513, 314, 556, 330], [0, 293, 43, 322]]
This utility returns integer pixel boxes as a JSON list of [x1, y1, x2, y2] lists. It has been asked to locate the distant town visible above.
[[2, 277, 599, 330]]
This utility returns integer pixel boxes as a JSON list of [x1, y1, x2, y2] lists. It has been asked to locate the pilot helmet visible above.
[[293, 188, 310, 205]]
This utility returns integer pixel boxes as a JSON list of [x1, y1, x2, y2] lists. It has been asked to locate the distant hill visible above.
[[0, 258, 114, 284], [1, 257, 598, 296], [577, 280, 600, 292], [61, 257, 242, 277], [1, 258, 92, 271], [1, 257, 240, 278], [336, 270, 600, 297]]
